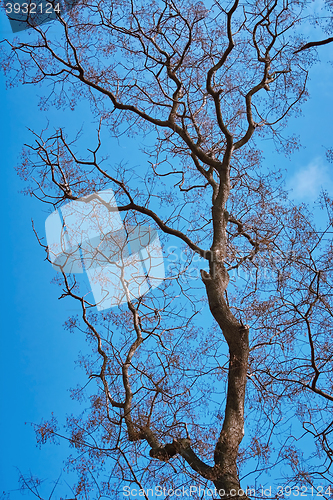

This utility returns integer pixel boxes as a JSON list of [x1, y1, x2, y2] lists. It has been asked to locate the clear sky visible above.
[[0, 7, 333, 500]]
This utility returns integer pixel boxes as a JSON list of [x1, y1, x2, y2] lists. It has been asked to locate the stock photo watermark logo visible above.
[[4, 0, 78, 33], [45, 189, 165, 311]]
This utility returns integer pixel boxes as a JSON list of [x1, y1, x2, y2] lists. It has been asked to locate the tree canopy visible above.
[[1, 0, 333, 498]]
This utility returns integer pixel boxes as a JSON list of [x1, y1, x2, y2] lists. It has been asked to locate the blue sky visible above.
[[0, 7, 333, 499], [0, 87, 88, 498]]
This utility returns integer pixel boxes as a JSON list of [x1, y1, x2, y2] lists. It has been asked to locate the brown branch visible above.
[[295, 37, 333, 53]]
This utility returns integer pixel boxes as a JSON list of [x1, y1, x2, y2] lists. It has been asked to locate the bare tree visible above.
[[1, 0, 333, 498]]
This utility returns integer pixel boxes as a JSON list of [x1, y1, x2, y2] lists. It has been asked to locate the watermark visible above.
[[4, 0, 78, 33], [122, 485, 333, 498], [45, 188, 165, 310], [45, 187, 297, 310], [164, 244, 293, 284], [123, 485, 252, 497]]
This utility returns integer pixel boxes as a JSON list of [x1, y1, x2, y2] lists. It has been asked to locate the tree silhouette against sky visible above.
[[1, 0, 333, 498]]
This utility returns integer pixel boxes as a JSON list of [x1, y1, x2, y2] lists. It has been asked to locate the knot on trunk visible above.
[[200, 261, 229, 287]]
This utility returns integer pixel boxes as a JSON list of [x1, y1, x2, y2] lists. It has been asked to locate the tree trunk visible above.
[[202, 261, 249, 498]]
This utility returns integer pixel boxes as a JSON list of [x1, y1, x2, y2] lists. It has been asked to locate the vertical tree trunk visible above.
[[202, 261, 249, 497]]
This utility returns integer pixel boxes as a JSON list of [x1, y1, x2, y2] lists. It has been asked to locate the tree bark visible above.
[[202, 261, 249, 498]]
